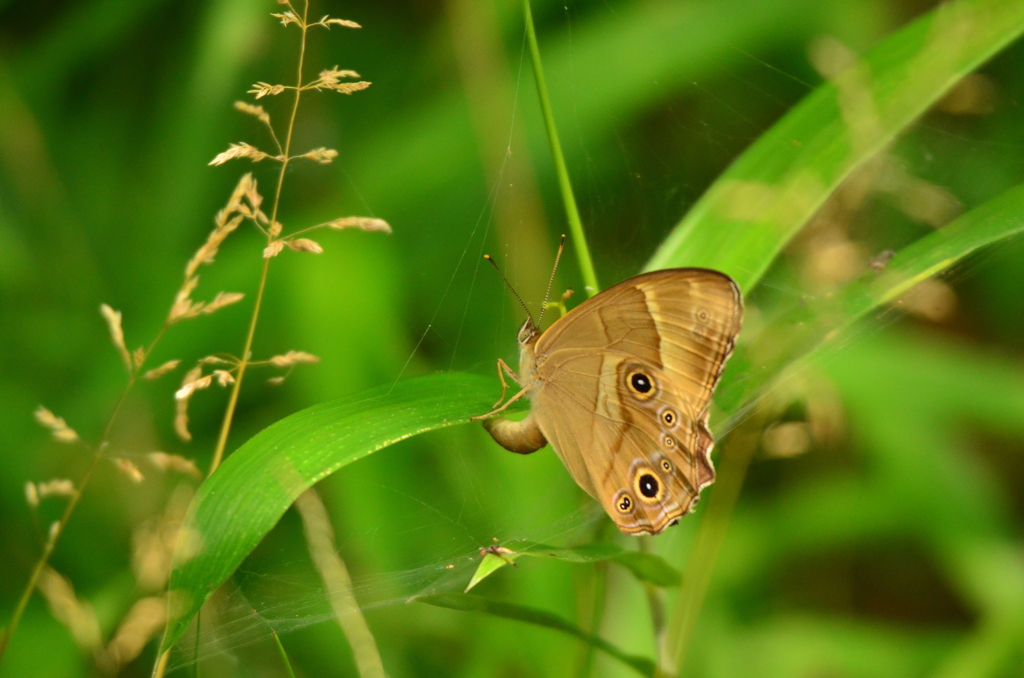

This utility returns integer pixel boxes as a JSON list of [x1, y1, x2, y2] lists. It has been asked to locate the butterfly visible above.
[[475, 245, 743, 535]]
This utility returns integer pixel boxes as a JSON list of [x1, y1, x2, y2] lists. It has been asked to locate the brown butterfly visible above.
[[475, 245, 743, 535]]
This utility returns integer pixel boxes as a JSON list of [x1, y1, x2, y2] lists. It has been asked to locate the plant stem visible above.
[[151, 649, 169, 678], [0, 323, 167, 660], [207, 257, 270, 475], [208, 0, 309, 475], [192, 608, 201, 678], [0, 455, 97, 659], [523, 0, 599, 297], [657, 414, 764, 675], [296, 489, 386, 678], [575, 518, 611, 678], [272, 630, 297, 678], [638, 537, 666, 648]]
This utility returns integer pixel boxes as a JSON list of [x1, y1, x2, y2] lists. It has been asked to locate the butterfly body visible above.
[[482, 268, 743, 535]]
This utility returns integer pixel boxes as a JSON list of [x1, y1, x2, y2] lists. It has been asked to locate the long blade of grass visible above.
[[645, 0, 1024, 292], [659, 183, 1024, 674], [715, 181, 1024, 416], [412, 593, 656, 677], [160, 373, 518, 651]]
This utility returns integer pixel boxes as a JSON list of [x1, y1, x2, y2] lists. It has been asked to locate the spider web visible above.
[[174, 1, 1024, 669]]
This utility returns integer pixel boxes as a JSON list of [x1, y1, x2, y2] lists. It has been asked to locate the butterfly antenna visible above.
[[536, 234, 566, 328], [484, 254, 535, 327]]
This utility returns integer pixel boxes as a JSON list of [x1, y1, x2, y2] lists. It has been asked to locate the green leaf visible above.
[[412, 593, 655, 677], [465, 553, 516, 593], [161, 373, 519, 651], [715, 181, 1024, 415], [464, 541, 680, 591], [646, 0, 1024, 292]]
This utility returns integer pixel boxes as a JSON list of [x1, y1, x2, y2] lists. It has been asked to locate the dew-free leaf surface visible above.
[[162, 373, 522, 650]]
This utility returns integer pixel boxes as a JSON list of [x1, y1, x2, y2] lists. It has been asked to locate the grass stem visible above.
[[0, 323, 167, 660], [296, 489, 386, 678], [657, 414, 764, 674], [272, 630, 297, 678], [208, 0, 309, 475], [152, 649, 169, 678], [523, 0, 599, 297]]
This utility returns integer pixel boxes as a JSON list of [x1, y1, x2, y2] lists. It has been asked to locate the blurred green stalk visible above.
[[524, 0, 599, 297], [272, 630, 297, 678], [658, 414, 764, 675]]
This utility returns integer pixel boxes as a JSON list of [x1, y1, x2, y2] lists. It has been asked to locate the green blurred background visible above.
[[2, 0, 1024, 676]]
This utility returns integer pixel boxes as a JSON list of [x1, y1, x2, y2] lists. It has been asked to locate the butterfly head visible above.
[[516, 317, 539, 347]]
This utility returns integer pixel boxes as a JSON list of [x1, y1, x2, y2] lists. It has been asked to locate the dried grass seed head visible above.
[[326, 81, 371, 95], [185, 200, 246, 281], [249, 82, 286, 99], [25, 481, 39, 508], [199, 355, 235, 366], [174, 365, 204, 442], [271, 10, 301, 27], [202, 291, 246, 315], [319, 17, 361, 29], [326, 216, 392, 233], [100, 304, 133, 372], [209, 142, 279, 166], [37, 479, 76, 499], [233, 100, 271, 125], [263, 240, 285, 258], [37, 566, 102, 652], [34, 405, 80, 444], [114, 458, 145, 483], [97, 596, 168, 674], [213, 369, 236, 387], [297, 147, 338, 164], [319, 66, 361, 82], [175, 373, 213, 401], [143, 360, 181, 381], [147, 452, 202, 480], [268, 350, 321, 368], [286, 238, 324, 254]]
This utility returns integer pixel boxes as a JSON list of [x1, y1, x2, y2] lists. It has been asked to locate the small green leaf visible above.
[[465, 553, 517, 593], [413, 593, 655, 677], [464, 540, 680, 591]]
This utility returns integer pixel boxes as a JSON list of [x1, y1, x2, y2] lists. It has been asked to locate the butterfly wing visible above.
[[531, 268, 742, 534]]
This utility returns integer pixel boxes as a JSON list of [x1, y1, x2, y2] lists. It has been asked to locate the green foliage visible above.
[[647, 0, 1024, 291], [3, 0, 1024, 677]]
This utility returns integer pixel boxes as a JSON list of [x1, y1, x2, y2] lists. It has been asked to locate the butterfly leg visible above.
[[492, 358, 522, 408], [471, 385, 529, 421]]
